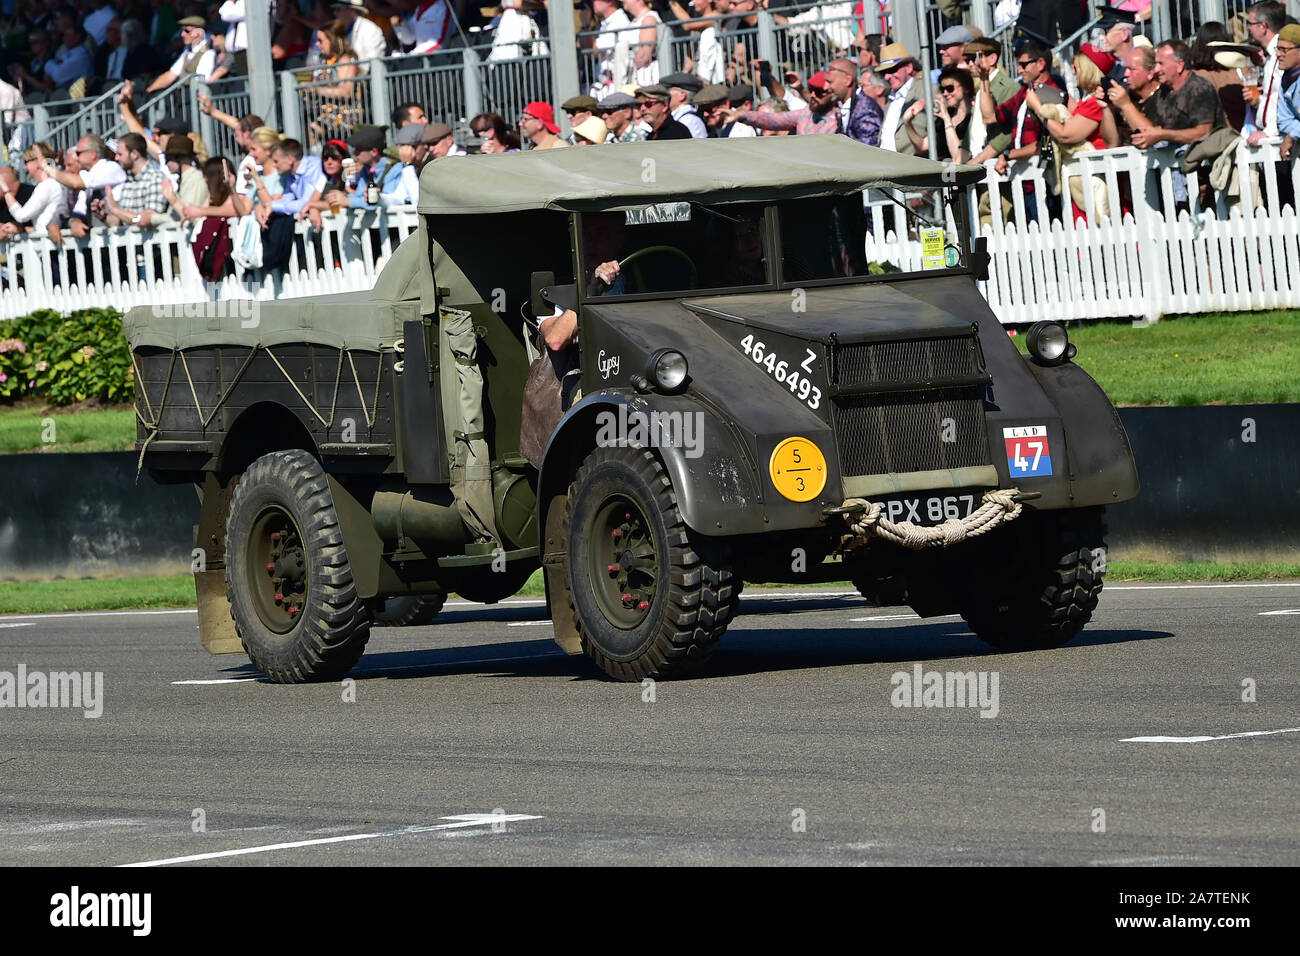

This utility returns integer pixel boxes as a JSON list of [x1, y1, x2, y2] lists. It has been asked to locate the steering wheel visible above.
[[616, 245, 698, 294]]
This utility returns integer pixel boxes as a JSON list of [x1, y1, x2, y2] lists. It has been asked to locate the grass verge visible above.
[[1012, 310, 1300, 405], [4, 562, 1298, 616], [0, 400, 135, 454]]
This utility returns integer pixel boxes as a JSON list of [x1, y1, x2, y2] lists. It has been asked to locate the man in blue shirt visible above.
[[253, 138, 324, 269], [1273, 24, 1300, 159]]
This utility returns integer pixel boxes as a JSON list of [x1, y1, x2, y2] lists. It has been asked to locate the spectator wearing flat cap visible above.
[[366, 123, 425, 206], [563, 95, 599, 144], [933, 25, 974, 81], [662, 71, 708, 138], [693, 84, 730, 136], [323, 126, 394, 209], [1274, 24, 1300, 160], [423, 122, 467, 158], [146, 15, 218, 91], [520, 101, 570, 149], [723, 84, 759, 138], [635, 85, 692, 140], [599, 92, 646, 143], [962, 37, 1020, 164]]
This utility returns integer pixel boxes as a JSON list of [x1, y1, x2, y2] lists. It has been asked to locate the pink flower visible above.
[[0, 373, 7, 383], [35, 360, 48, 372]]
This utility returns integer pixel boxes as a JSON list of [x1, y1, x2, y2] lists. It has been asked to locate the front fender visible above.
[[538, 391, 831, 540], [1023, 359, 1140, 507]]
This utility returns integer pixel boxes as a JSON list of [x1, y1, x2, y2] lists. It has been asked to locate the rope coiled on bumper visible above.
[[843, 488, 1024, 550]]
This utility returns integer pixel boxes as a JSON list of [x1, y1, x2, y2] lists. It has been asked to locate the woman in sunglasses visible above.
[[900, 67, 975, 161]]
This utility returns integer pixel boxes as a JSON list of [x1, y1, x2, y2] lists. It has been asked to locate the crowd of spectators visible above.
[[2, 0, 1299, 276]]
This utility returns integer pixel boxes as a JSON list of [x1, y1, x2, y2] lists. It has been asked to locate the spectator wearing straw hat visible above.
[[598, 91, 645, 142], [875, 43, 927, 154], [661, 71, 708, 138], [146, 16, 218, 92], [520, 101, 570, 149], [572, 116, 612, 145]]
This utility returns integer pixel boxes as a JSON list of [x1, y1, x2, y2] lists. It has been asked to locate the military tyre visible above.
[[566, 446, 738, 681], [225, 449, 372, 682], [373, 594, 446, 627], [959, 506, 1107, 651]]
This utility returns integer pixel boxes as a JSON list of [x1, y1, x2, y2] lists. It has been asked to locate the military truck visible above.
[[125, 137, 1138, 683]]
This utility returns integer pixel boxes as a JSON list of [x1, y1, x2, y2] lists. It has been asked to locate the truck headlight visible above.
[[1026, 321, 1076, 366], [647, 349, 688, 391]]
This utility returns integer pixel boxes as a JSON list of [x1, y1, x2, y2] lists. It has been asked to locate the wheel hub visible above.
[[590, 499, 659, 627], [248, 508, 310, 633]]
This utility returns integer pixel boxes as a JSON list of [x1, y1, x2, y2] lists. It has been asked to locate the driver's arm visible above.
[[539, 306, 578, 351]]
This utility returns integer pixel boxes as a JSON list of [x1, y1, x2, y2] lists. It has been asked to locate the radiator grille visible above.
[[834, 387, 989, 477], [832, 334, 981, 388]]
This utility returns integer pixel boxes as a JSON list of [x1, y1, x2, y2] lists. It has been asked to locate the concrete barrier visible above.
[[0, 405, 1296, 578]]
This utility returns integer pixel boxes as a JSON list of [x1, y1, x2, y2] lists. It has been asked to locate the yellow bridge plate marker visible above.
[[769, 437, 827, 502]]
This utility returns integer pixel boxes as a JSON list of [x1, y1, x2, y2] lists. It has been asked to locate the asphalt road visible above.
[[1, 582, 1297, 866]]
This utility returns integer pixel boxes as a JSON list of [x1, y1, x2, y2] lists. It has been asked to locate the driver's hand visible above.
[[594, 260, 620, 286]]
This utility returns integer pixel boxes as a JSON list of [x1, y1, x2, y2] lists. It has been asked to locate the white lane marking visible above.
[[171, 678, 261, 685], [0, 609, 197, 621], [0, 622, 35, 628], [1259, 609, 1300, 615], [849, 613, 961, 622], [1122, 727, 1300, 743], [0, 818, 148, 835], [118, 813, 543, 867], [506, 620, 554, 627]]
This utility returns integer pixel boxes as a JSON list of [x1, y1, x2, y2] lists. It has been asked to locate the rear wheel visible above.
[[565, 446, 738, 681], [224, 449, 372, 682], [958, 507, 1107, 651]]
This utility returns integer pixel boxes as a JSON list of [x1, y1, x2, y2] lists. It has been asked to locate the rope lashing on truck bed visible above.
[[841, 488, 1024, 550]]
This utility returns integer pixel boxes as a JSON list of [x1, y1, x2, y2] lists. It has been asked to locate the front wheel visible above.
[[224, 449, 372, 682], [565, 447, 738, 681], [958, 506, 1107, 651]]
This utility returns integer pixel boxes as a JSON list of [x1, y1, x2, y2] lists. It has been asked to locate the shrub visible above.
[[0, 308, 133, 405]]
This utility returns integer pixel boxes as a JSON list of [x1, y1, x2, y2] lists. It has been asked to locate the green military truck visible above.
[[125, 136, 1138, 682]]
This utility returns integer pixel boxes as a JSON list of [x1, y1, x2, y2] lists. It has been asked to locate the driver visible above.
[[539, 212, 626, 350]]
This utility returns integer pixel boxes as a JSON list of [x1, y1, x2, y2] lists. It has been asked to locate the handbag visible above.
[[230, 214, 263, 270], [192, 216, 231, 280], [519, 308, 580, 469]]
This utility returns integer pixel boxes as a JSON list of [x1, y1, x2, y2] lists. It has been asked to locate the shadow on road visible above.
[[215, 613, 1173, 683]]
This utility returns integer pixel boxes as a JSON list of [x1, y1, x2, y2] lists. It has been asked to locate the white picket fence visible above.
[[4, 142, 1300, 325], [0, 208, 419, 321]]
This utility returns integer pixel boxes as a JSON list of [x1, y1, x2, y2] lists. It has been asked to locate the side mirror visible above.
[[971, 236, 991, 282], [530, 271, 555, 318]]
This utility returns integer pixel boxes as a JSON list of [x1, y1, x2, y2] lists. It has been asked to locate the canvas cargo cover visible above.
[[418, 135, 984, 215], [123, 234, 432, 351]]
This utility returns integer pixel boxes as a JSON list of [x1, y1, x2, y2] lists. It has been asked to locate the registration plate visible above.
[[873, 490, 987, 526]]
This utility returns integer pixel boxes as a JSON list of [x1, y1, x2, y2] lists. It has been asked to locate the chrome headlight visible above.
[[647, 349, 688, 391], [1026, 321, 1076, 366]]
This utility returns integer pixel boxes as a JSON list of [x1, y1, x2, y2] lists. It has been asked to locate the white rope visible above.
[[844, 488, 1024, 550]]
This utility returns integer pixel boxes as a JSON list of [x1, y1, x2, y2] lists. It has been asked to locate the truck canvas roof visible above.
[[417, 136, 985, 216]]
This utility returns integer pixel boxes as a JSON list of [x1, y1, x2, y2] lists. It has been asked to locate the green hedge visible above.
[[0, 308, 133, 405]]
